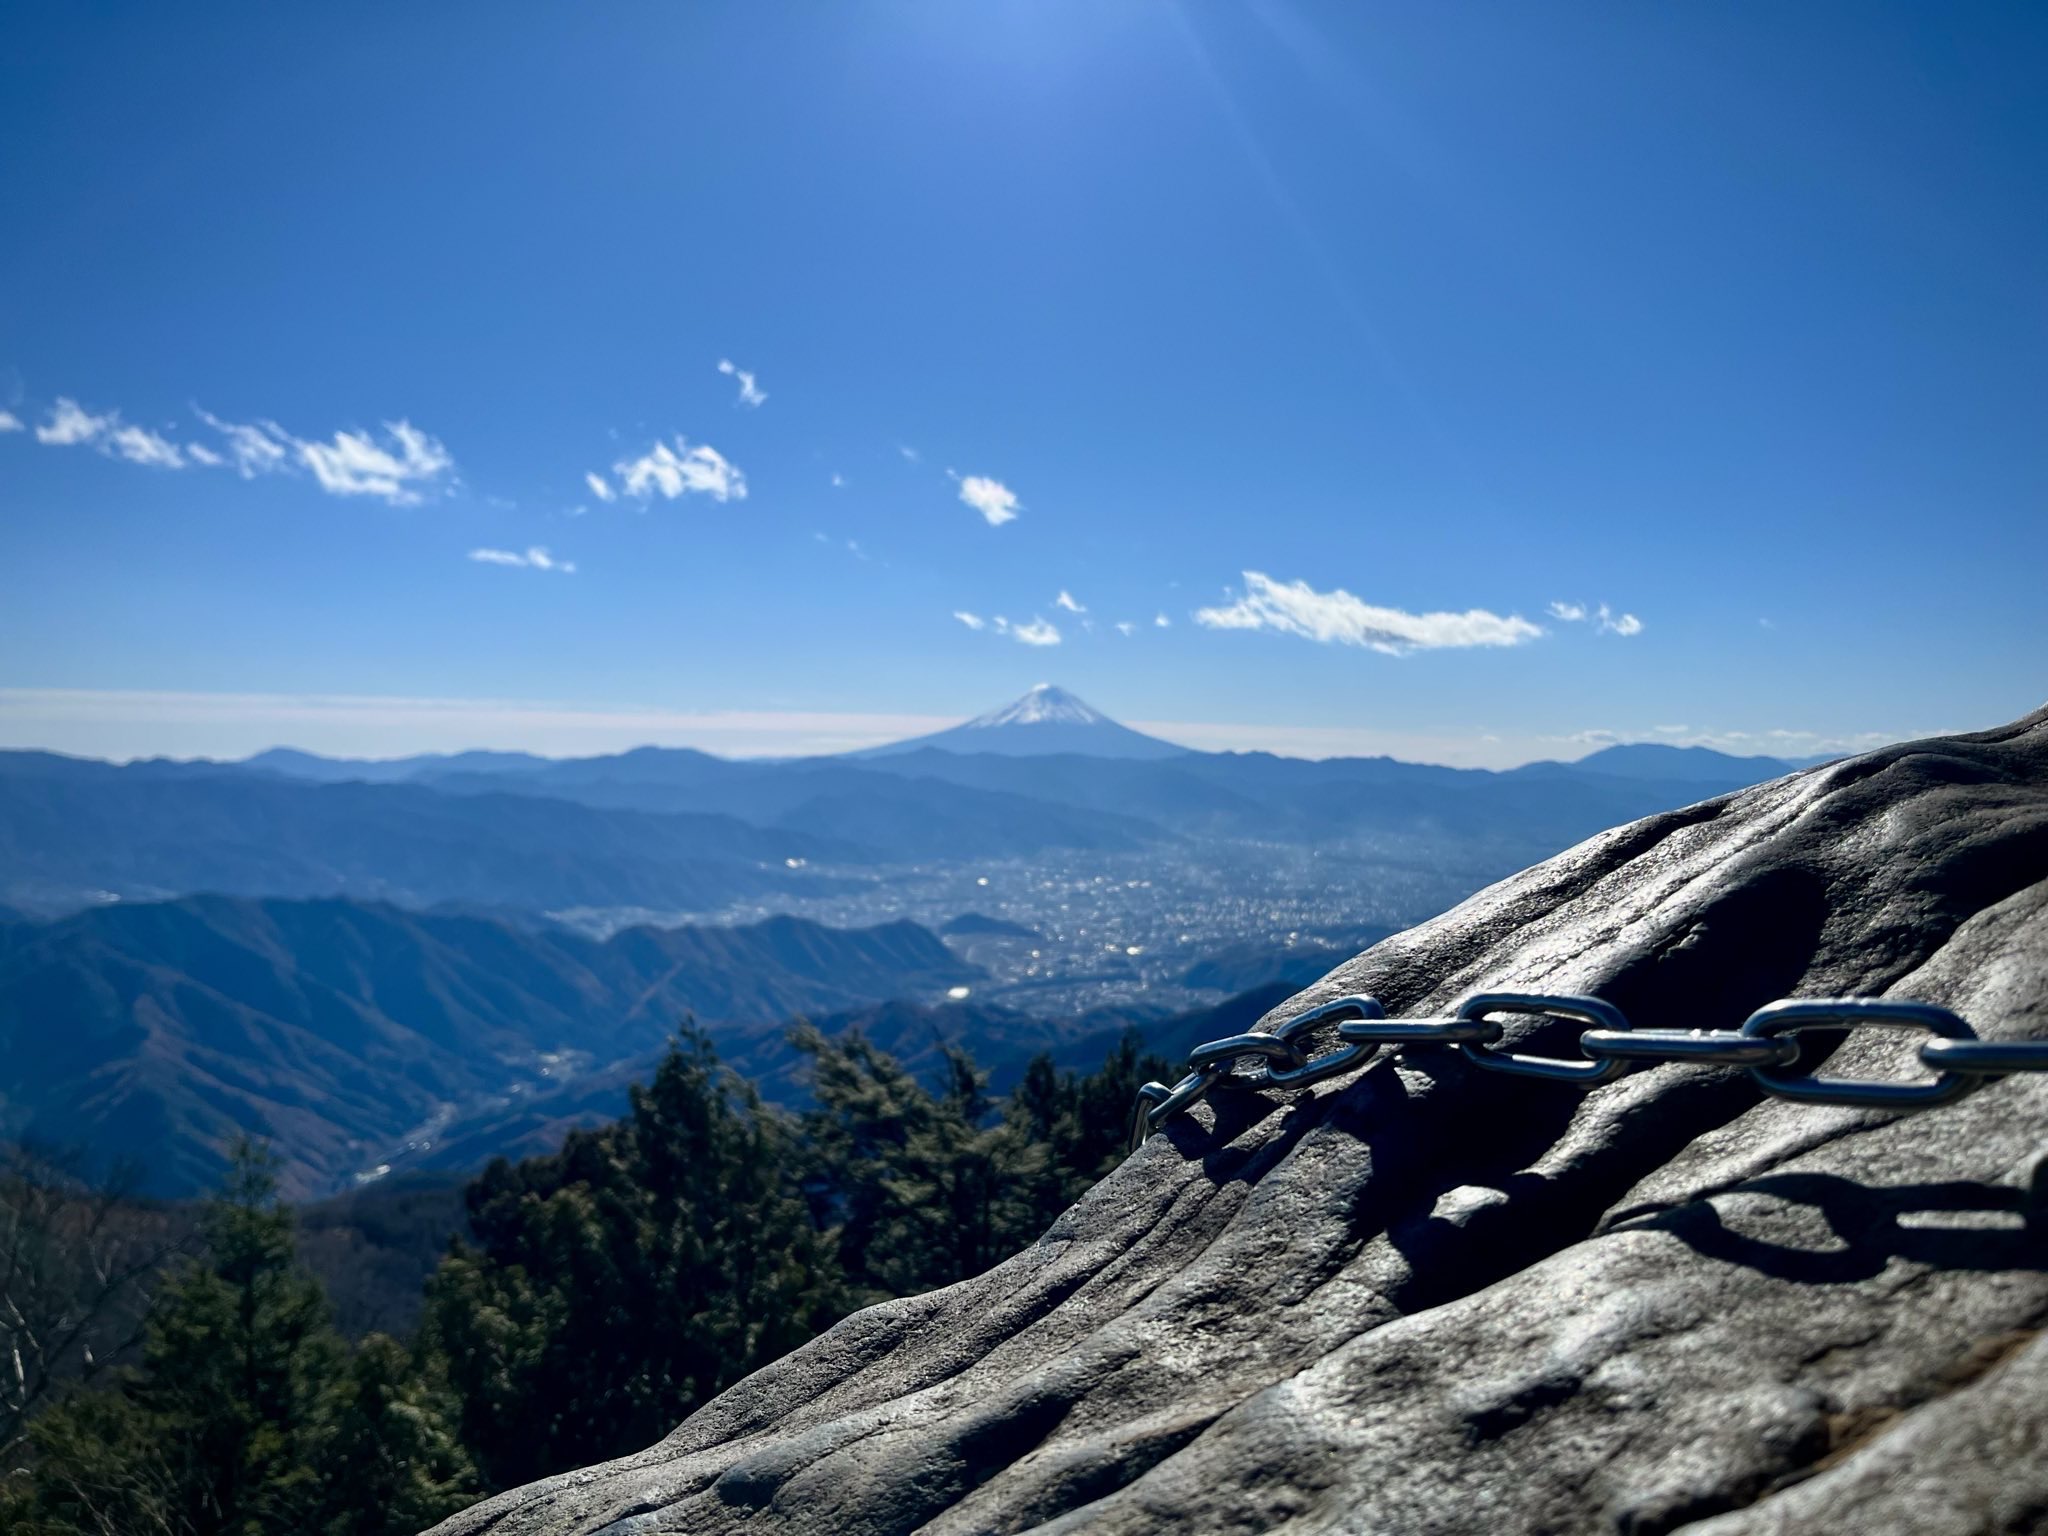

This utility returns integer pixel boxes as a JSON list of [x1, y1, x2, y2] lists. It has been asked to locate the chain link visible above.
[[1129, 989, 2048, 1149]]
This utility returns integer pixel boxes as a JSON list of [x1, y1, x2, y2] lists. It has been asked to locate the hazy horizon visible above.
[[0, 680, 1958, 770]]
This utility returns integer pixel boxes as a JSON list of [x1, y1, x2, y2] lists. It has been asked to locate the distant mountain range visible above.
[[0, 895, 977, 1198], [0, 686, 1843, 1197], [0, 687, 1815, 918]]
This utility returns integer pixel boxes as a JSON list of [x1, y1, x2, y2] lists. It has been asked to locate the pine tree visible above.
[[423, 1025, 847, 1489], [314, 1334, 476, 1536], [3, 1140, 475, 1536]]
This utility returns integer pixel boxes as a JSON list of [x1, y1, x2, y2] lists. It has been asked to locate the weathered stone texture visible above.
[[431, 708, 2048, 1535]]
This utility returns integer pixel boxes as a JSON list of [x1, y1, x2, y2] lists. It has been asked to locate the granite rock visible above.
[[429, 708, 2048, 1535]]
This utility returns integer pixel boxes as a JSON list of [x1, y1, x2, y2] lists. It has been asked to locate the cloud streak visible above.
[[717, 359, 767, 407], [469, 546, 576, 573], [23, 393, 459, 503], [613, 439, 747, 503], [997, 616, 1060, 646], [296, 421, 453, 503], [1197, 572, 1541, 654], [1549, 598, 1644, 636]]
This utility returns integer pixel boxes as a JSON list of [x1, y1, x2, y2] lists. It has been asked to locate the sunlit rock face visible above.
[[429, 707, 2048, 1536]]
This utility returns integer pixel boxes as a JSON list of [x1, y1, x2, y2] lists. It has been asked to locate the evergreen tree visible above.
[[315, 1335, 476, 1536], [422, 1026, 847, 1489], [3, 1141, 472, 1536]]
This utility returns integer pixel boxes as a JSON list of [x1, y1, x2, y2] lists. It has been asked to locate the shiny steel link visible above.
[[1186, 1033, 1310, 1074], [1455, 992, 1631, 1083], [1258, 994, 1385, 1086], [1579, 1028, 1799, 1069], [1127, 990, 2048, 1152], [1741, 998, 1975, 1107], [1128, 994, 1383, 1148], [1126, 1068, 1220, 1153], [1336, 1015, 1503, 1048], [1918, 1037, 2048, 1076]]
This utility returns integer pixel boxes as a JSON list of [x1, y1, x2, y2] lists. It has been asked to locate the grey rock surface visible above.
[[430, 709, 2048, 1536]]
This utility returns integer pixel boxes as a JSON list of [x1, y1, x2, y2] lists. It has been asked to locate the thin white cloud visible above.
[[1054, 589, 1085, 613], [1596, 603, 1643, 637], [185, 442, 223, 467], [831, 472, 846, 488], [468, 546, 576, 574], [1196, 572, 1542, 654], [0, 410, 21, 433], [107, 423, 185, 468], [952, 611, 986, 630], [716, 358, 767, 408], [1116, 621, 1136, 636], [1553, 598, 1643, 636], [584, 471, 617, 503], [899, 445, 921, 464], [1155, 613, 1172, 628], [296, 421, 453, 505], [998, 616, 1060, 647], [957, 474, 1021, 527], [189, 406, 454, 505], [34, 396, 189, 470], [35, 397, 112, 446], [194, 408, 292, 478], [614, 438, 747, 503]]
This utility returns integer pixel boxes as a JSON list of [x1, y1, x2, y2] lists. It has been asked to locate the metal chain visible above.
[[1128, 992, 2048, 1152]]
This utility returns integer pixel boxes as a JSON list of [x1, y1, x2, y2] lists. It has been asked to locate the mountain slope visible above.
[[0, 896, 978, 1198], [858, 685, 1188, 760], [0, 761, 858, 914]]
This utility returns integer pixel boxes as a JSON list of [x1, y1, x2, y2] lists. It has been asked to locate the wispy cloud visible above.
[[717, 358, 767, 408], [187, 406, 455, 504], [35, 397, 114, 447], [1155, 613, 1172, 628], [1054, 589, 1085, 613], [107, 423, 186, 468], [1197, 572, 1541, 654], [194, 407, 292, 478], [185, 442, 223, 467], [1116, 621, 1136, 636], [952, 611, 986, 630], [956, 474, 1021, 527], [584, 471, 617, 503], [0, 410, 22, 433], [295, 422, 452, 503], [993, 616, 1060, 647], [32, 397, 192, 469], [830, 472, 846, 488], [468, 546, 576, 574], [899, 445, 921, 464], [613, 439, 747, 503], [1549, 598, 1643, 636]]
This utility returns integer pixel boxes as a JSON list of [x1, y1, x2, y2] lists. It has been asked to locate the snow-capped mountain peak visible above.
[[965, 684, 1105, 730], [856, 685, 1187, 760]]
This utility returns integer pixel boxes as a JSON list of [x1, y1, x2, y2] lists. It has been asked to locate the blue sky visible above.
[[2, 2, 2043, 766]]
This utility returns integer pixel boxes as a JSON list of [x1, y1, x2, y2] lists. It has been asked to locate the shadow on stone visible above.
[[1622, 1172, 2047, 1284]]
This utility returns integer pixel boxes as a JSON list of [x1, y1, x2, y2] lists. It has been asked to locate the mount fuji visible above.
[[859, 685, 1188, 760]]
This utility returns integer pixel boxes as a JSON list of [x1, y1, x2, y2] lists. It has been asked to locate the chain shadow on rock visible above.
[[1613, 1172, 2047, 1285]]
